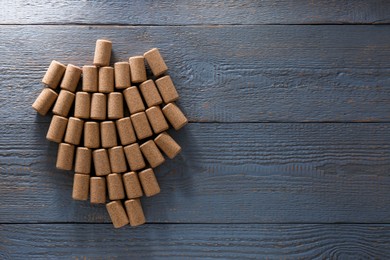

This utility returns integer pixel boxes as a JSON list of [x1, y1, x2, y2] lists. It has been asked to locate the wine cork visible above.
[[106, 201, 129, 228], [90, 177, 106, 204], [52, 90, 75, 117], [84, 121, 100, 148], [107, 92, 124, 119], [64, 117, 84, 145], [74, 92, 90, 119], [56, 143, 75, 171], [140, 140, 165, 168], [82, 65, 98, 92], [138, 168, 160, 197], [108, 146, 127, 173], [139, 80, 163, 107], [74, 147, 91, 174], [92, 149, 111, 176], [144, 48, 168, 77], [155, 75, 179, 103], [155, 132, 181, 159], [125, 199, 146, 227], [46, 115, 68, 143], [93, 39, 112, 67], [146, 106, 169, 134], [124, 143, 145, 171], [107, 173, 126, 200], [100, 121, 118, 148], [116, 117, 137, 146], [90, 93, 106, 120], [123, 86, 145, 114], [114, 62, 131, 89], [129, 56, 147, 83], [123, 172, 143, 199], [162, 103, 188, 130], [130, 112, 153, 140], [42, 60, 66, 89], [98, 66, 114, 93], [32, 88, 58, 116], [60, 64, 82, 92], [72, 173, 89, 201]]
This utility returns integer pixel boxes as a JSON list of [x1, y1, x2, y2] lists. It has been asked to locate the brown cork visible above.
[[72, 173, 89, 201], [116, 117, 137, 146], [146, 106, 169, 134], [108, 146, 127, 173], [46, 115, 68, 143], [90, 93, 106, 120], [123, 86, 145, 114], [114, 62, 131, 89], [100, 121, 118, 148], [144, 48, 168, 77], [140, 140, 165, 168], [155, 132, 182, 159], [74, 92, 91, 119], [129, 56, 147, 83], [139, 79, 163, 107], [98, 66, 114, 93], [42, 60, 66, 89], [125, 199, 146, 227], [155, 75, 179, 103], [93, 39, 112, 67], [74, 147, 91, 174], [60, 64, 82, 92], [138, 168, 160, 197], [32, 88, 58, 116], [82, 65, 98, 92], [130, 112, 153, 140], [124, 143, 145, 171], [107, 92, 124, 119], [123, 172, 143, 199], [56, 143, 75, 171], [92, 149, 111, 176], [64, 117, 84, 145], [107, 173, 126, 200], [162, 103, 188, 130], [90, 177, 106, 204], [106, 201, 129, 228], [52, 90, 75, 117], [84, 121, 100, 148]]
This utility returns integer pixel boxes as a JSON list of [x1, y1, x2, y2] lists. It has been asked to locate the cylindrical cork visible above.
[[108, 146, 127, 173], [93, 39, 112, 67], [139, 80, 163, 107], [82, 65, 98, 92], [64, 117, 84, 145], [32, 88, 58, 116], [116, 117, 136, 146], [74, 147, 91, 174], [90, 93, 106, 120], [125, 199, 146, 227], [107, 173, 126, 200], [123, 86, 145, 114], [129, 56, 147, 83], [123, 172, 143, 199], [74, 92, 90, 119], [146, 106, 169, 134], [72, 173, 90, 201], [90, 177, 106, 204], [84, 121, 100, 148], [138, 168, 160, 197], [42, 60, 67, 89], [106, 201, 129, 228], [155, 132, 182, 159], [124, 143, 146, 171], [60, 64, 82, 92], [130, 112, 153, 140], [162, 103, 188, 130], [52, 90, 75, 117], [46, 115, 68, 143], [100, 121, 118, 148], [98, 66, 114, 93], [107, 92, 124, 119], [155, 75, 179, 103], [92, 149, 111, 176], [140, 140, 165, 168], [114, 62, 131, 89], [56, 143, 75, 171], [144, 48, 168, 77]]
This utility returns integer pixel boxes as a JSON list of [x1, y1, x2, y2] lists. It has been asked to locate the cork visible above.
[[42, 60, 66, 89], [114, 62, 131, 89], [74, 147, 91, 174], [90, 93, 106, 120], [52, 90, 75, 117], [56, 143, 75, 171], [138, 168, 160, 197], [125, 199, 146, 227], [162, 103, 188, 130], [146, 106, 169, 134], [32, 88, 58, 116], [100, 121, 118, 148], [46, 115, 68, 143], [98, 66, 114, 93], [72, 173, 89, 201], [130, 112, 153, 140], [123, 172, 143, 199], [64, 117, 84, 145], [144, 48, 168, 77], [140, 140, 165, 168], [92, 149, 111, 176], [116, 117, 137, 146], [129, 56, 147, 83], [124, 143, 145, 171], [106, 201, 129, 228], [155, 75, 179, 103], [82, 65, 98, 92], [93, 39, 112, 67], [74, 92, 90, 119], [123, 86, 145, 114], [84, 121, 100, 148], [107, 92, 124, 119], [108, 146, 127, 173], [90, 177, 106, 204], [139, 80, 163, 107], [60, 64, 82, 92], [155, 132, 182, 159], [107, 173, 126, 200]]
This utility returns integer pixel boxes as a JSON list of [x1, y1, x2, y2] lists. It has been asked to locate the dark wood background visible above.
[[1, 1, 390, 258]]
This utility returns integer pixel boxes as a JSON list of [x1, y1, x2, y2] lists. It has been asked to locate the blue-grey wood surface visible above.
[[1, 1, 390, 259]]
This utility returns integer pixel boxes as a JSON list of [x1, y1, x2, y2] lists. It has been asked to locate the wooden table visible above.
[[1, 1, 390, 258]]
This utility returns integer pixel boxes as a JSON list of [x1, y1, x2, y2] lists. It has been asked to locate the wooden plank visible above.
[[1, 25, 390, 123], [1, 122, 390, 223]]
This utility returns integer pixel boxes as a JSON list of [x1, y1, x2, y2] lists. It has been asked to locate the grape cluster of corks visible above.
[[32, 39, 188, 228]]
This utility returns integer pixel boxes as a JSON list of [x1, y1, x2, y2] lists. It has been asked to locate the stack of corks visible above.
[[32, 39, 187, 228]]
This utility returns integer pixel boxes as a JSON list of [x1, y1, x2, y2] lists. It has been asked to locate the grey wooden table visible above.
[[1, 1, 390, 259]]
